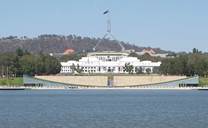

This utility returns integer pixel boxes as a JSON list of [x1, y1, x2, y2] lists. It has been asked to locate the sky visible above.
[[0, 0, 208, 52]]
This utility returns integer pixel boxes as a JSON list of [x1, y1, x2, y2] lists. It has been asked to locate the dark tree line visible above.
[[160, 49, 208, 77], [0, 48, 61, 77]]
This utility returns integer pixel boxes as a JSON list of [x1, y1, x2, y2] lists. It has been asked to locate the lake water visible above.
[[0, 90, 208, 128]]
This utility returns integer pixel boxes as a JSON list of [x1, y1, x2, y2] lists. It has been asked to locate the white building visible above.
[[60, 51, 161, 74]]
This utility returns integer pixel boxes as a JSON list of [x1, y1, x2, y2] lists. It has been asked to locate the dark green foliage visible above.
[[135, 67, 143, 74], [128, 52, 162, 62], [69, 64, 84, 74], [128, 52, 138, 57], [192, 48, 202, 54], [59, 53, 87, 61], [19, 55, 36, 76], [0, 49, 61, 77], [75, 64, 84, 74], [16, 48, 24, 57], [146, 68, 151, 74], [70, 64, 76, 74], [153, 67, 160, 74], [123, 63, 134, 74], [160, 49, 208, 77], [0, 53, 20, 77], [19, 54, 61, 76]]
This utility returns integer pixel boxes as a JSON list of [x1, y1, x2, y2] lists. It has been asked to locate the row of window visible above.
[[62, 66, 97, 69], [61, 66, 154, 73], [97, 56, 122, 61]]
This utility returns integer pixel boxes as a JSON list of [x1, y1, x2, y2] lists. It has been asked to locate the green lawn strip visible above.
[[199, 77, 208, 86], [0, 77, 23, 86]]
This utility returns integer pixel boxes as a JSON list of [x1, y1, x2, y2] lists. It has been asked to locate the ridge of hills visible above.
[[0, 34, 172, 54]]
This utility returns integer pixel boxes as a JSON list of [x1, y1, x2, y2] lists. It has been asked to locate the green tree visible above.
[[59, 53, 87, 61], [153, 67, 160, 74], [19, 55, 36, 76], [16, 48, 24, 57], [159, 52, 208, 77], [75, 64, 84, 74], [128, 52, 139, 57], [146, 68, 151, 74], [70, 64, 76, 74], [19, 54, 61, 76], [135, 67, 143, 74], [0, 53, 19, 77], [123, 63, 134, 74], [42, 55, 61, 75]]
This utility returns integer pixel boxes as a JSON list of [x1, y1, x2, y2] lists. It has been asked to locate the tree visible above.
[[59, 53, 87, 61], [42, 55, 61, 75], [128, 52, 139, 57], [135, 67, 143, 74], [159, 52, 208, 77], [75, 64, 84, 74], [153, 67, 160, 74], [192, 48, 201, 54], [19, 55, 36, 76], [16, 48, 24, 57], [123, 63, 134, 74], [70, 64, 76, 74], [0, 53, 19, 77], [19, 54, 61, 76], [146, 68, 151, 74]]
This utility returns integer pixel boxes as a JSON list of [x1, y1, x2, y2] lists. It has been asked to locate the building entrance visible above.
[[107, 67, 112, 72], [107, 76, 113, 87]]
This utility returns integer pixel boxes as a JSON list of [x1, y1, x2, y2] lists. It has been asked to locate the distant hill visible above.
[[0, 34, 172, 54]]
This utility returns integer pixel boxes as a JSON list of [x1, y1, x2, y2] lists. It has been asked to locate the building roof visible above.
[[119, 57, 139, 62], [87, 51, 129, 57], [63, 48, 75, 55]]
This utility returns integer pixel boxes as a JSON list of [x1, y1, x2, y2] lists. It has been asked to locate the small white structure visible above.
[[60, 51, 161, 74]]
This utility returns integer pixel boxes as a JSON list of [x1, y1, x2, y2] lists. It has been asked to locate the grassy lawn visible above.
[[199, 77, 208, 86], [0, 77, 23, 86]]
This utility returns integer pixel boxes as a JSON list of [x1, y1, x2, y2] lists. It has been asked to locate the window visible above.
[[103, 67, 106, 71]]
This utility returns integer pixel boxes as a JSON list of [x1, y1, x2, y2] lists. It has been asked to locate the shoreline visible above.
[[1, 86, 208, 90]]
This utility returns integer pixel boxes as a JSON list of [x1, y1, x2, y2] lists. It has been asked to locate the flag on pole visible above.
[[103, 10, 109, 15]]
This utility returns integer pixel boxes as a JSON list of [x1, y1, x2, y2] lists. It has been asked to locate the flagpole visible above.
[[107, 11, 111, 33], [93, 9, 125, 52]]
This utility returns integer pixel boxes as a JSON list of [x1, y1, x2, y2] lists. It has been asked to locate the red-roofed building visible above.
[[63, 48, 75, 55]]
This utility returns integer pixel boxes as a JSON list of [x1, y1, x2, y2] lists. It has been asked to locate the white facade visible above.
[[60, 52, 161, 74]]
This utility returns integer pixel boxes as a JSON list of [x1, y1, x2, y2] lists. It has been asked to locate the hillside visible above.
[[0, 34, 171, 54]]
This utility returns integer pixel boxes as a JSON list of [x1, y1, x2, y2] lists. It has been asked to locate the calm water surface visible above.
[[0, 90, 208, 128]]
